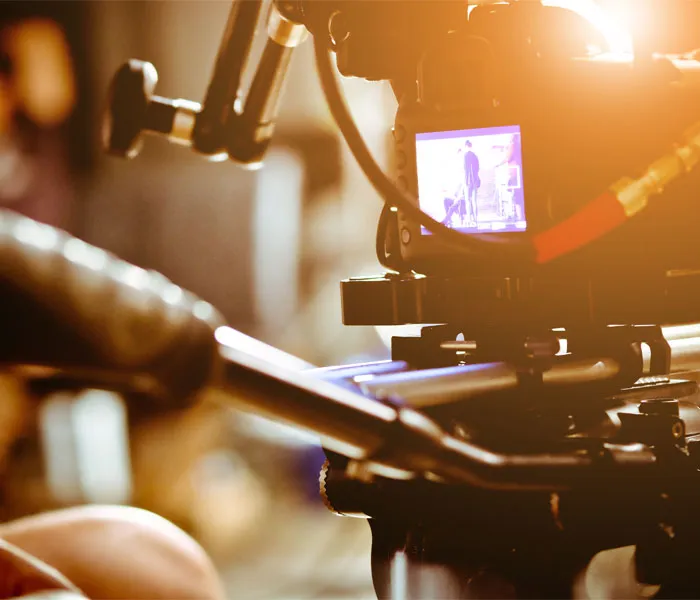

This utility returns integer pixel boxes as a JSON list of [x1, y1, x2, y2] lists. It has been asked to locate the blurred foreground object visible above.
[[0, 537, 80, 599], [129, 401, 270, 557], [0, 505, 226, 600], [0, 209, 224, 405]]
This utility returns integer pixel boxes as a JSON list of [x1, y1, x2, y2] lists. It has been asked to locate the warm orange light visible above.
[[468, 1, 635, 56], [5, 19, 76, 127], [543, 0, 634, 55]]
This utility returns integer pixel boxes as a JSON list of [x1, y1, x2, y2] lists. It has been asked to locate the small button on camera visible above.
[[401, 228, 411, 245], [393, 126, 406, 143]]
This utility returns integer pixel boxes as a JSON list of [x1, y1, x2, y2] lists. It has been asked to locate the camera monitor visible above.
[[415, 125, 527, 235]]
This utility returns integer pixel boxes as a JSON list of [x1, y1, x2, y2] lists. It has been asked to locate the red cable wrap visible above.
[[533, 192, 627, 264]]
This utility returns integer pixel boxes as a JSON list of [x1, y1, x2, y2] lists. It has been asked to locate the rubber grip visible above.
[[0, 210, 224, 407]]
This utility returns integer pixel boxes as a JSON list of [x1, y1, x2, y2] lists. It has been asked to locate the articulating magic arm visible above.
[[102, 0, 307, 167]]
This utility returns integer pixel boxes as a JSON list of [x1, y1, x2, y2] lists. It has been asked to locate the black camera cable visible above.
[[312, 37, 534, 265]]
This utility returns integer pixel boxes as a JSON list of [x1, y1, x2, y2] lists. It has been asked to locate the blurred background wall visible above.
[[78, 0, 395, 368]]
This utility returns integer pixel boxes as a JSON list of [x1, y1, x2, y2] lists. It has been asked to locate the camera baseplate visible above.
[[341, 270, 700, 329]]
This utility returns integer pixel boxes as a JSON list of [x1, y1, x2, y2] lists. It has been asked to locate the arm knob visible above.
[[102, 60, 201, 158]]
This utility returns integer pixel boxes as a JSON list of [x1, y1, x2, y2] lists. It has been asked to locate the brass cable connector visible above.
[[610, 118, 700, 218]]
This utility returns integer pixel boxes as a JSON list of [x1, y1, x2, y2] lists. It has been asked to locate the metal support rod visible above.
[[663, 323, 700, 342], [310, 361, 409, 382], [214, 332, 657, 491], [226, 3, 309, 165], [359, 362, 519, 408], [357, 357, 622, 408], [192, 0, 263, 155]]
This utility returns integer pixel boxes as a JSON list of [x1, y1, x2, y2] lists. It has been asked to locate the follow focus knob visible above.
[[102, 59, 201, 159]]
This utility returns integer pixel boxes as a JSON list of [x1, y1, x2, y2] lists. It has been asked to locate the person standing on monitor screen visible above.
[[463, 140, 481, 227]]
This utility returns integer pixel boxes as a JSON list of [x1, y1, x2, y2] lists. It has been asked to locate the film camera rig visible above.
[[6, 0, 700, 598]]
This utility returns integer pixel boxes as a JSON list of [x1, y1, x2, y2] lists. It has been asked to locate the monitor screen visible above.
[[415, 125, 527, 235]]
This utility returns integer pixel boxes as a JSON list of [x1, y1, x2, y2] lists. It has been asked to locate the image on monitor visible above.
[[415, 125, 527, 235]]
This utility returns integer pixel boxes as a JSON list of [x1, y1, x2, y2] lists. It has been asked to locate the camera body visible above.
[[393, 3, 700, 284]]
